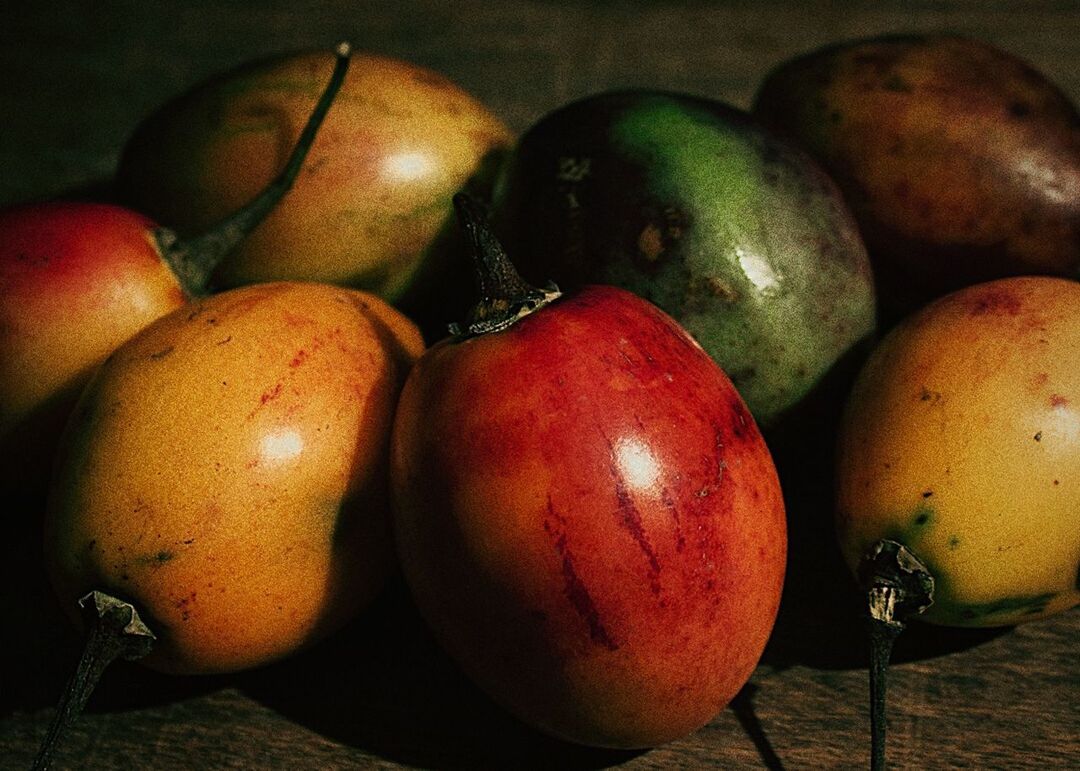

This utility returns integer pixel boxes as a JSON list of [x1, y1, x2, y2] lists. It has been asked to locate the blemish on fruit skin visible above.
[[174, 593, 196, 621], [613, 476, 662, 594], [948, 536, 961, 549], [149, 346, 174, 360], [954, 592, 1055, 621], [259, 382, 283, 406], [1034, 431, 1043, 442], [136, 550, 175, 566], [661, 487, 685, 552], [598, 428, 663, 586], [727, 398, 751, 441], [1050, 394, 1068, 407], [911, 507, 933, 528], [919, 387, 943, 404], [638, 223, 664, 262], [282, 310, 314, 328], [544, 500, 618, 651], [969, 288, 1022, 316]]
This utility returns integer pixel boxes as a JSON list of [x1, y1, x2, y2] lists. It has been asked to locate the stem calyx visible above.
[[31, 591, 155, 771], [860, 539, 935, 628], [449, 193, 560, 338], [859, 539, 934, 771]]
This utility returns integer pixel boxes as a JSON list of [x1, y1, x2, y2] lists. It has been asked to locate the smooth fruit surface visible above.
[[493, 90, 875, 426], [754, 35, 1080, 310], [836, 277, 1080, 626], [391, 286, 786, 748], [0, 202, 186, 496], [116, 50, 513, 301], [46, 282, 423, 673]]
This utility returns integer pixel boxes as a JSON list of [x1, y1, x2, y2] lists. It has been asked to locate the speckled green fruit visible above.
[[493, 91, 876, 426]]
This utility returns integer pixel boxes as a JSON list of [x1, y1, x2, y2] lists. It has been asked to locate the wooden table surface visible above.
[[2, 1, 1077, 768]]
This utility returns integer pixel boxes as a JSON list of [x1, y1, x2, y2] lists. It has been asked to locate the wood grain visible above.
[[1, 1, 1077, 768]]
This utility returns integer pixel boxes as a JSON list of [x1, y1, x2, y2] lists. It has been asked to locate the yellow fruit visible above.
[[45, 282, 423, 673], [837, 276, 1080, 626]]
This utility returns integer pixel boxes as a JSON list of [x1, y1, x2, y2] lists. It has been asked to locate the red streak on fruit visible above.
[[290, 349, 309, 367], [612, 475, 663, 594], [259, 382, 284, 406], [544, 499, 618, 651]]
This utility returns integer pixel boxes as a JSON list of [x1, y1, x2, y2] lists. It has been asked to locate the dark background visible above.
[[2, 1, 1078, 768]]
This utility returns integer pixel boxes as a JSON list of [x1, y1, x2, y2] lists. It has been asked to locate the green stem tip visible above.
[[859, 539, 934, 771], [157, 41, 352, 296], [31, 591, 156, 771], [449, 192, 560, 338]]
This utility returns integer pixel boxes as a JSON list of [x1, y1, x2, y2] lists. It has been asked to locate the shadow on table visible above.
[[240, 578, 641, 770], [730, 683, 785, 771]]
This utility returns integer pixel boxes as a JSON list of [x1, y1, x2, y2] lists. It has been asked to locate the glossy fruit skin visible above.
[[492, 90, 875, 427], [391, 286, 786, 748], [116, 50, 513, 302], [754, 35, 1080, 311], [45, 282, 423, 673], [837, 277, 1080, 627], [0, 202, 186, 499]]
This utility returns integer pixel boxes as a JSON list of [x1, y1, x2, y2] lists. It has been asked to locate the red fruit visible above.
[[390, 197, 786, 748], [0, 202, 186, 497]]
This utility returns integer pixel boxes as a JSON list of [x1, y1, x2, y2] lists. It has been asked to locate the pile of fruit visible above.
[[3, 33, 1077, 769]]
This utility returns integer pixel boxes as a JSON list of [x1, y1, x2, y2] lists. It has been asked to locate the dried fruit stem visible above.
[[450, 192, 561, 337], [859, 539, 934, 771], [31, 591, 156, 771], [158, 41, 352, 296]]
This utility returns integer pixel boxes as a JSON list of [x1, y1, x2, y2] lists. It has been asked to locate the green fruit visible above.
[[493, 91, 876, 426]]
